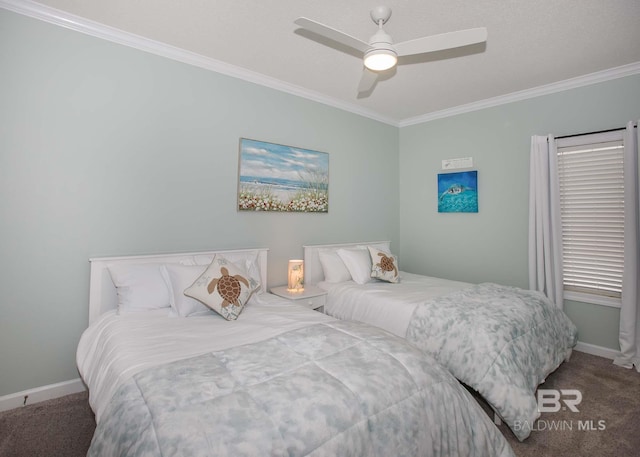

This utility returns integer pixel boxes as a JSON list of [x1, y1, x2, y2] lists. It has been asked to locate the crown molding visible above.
[[399, 62, 640, 127], [3, 0, 638, 129], [0, 0, 399, 127]]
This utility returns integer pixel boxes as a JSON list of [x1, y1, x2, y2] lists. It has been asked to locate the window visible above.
[[556, 130, 625, 307]]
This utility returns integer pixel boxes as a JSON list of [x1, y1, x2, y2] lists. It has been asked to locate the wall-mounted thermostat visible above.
[[442, 157, 473, 170]]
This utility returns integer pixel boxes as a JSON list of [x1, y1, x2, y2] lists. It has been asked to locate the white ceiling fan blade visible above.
[[395, 27, 487, 57], [294, 17, 371, 54], [357, 68, 378, 93]]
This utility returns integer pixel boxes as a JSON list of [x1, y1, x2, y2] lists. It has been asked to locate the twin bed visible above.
[[303, 241, 579, 442], [78, 247, 515, 457]]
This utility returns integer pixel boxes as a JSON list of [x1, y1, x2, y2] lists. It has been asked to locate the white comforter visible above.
[[77, 293, 335, 423], [320, 272, 470, 337], [79, 290, 517, 457], [320, 272, 578, 441]]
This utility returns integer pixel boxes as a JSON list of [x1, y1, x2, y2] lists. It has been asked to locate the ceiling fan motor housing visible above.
[[365, 7, 397, 71], [368, 29, 395, 51], [364, 28, 397, 71]]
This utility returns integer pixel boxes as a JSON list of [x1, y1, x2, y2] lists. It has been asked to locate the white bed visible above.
[[304, 241, 579, 441], [78, 247, 515, 457]]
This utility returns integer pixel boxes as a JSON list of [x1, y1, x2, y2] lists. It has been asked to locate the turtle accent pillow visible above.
[[368, 246, 400, 283], [184, 255, 260, 320]]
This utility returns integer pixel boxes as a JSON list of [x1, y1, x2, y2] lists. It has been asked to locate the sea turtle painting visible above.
[[207, 267, 249, 307], [439, 183, 471, 201], [376, 252, 398, 276], [437, 171, 478, 213]]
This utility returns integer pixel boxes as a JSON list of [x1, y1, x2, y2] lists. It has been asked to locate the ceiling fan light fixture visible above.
[[294, 7, 487, 93], [364, 48, 397, 71]]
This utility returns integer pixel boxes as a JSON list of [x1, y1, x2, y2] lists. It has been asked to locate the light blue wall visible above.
[[0, 10, 399, 396], [399, 74, 640, 350]]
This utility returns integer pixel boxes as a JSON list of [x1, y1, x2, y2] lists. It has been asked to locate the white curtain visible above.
[[614, 121, 640, 372], [528, 135, 564, 308]]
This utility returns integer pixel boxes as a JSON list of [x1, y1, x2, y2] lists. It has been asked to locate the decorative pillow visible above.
[[368, 246, 400, 283], [336, 248, 372, 285], [188, 251, 263, 292], [162, 264, 212, 317], [108, 264, 171, 313], [184, 255, 260, 320], [318, 249, 352, 283]]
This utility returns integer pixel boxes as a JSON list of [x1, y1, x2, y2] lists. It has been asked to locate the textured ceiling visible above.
[[15, 0, 640, 124]]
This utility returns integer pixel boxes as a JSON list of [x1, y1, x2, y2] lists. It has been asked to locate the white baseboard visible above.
[[0, 378, 86, 413], [574, 341, 620, 360]]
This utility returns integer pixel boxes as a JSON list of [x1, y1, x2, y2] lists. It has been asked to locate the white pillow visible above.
[[336, 248, 372, 285], [184, 255, 260, 320], [162, 264, 212, 317], [108, 264, 171, 313], [368, 246, 400, 283], [318, 249, 351, 283]]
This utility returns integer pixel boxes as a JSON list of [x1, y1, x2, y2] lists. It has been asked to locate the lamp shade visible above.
[[287, 260, 304, 291]]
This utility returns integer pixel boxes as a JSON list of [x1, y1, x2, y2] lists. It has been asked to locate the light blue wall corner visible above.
[[399, 73, 640, 350]]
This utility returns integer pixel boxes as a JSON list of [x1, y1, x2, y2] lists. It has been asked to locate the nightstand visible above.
[[270, 285, 327, 311]]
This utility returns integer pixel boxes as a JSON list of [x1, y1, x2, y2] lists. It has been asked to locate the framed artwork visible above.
[[438, 170, 478, 213], [237, 138, 329, 212]]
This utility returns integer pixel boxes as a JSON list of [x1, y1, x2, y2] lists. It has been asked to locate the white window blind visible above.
[[557, 133, 624, 301]]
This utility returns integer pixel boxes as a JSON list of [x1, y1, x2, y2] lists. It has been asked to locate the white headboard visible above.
[[88, 248, 269, 325], [303, 241, 390, 286]]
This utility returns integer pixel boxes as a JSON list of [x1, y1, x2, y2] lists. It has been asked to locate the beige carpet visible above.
[[0, 390, 95, 457], [0, 350, 638, 457], [495, 350, 640, 457]]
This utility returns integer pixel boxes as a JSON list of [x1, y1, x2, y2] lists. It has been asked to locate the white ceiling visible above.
[[11, 0, 640, 125]]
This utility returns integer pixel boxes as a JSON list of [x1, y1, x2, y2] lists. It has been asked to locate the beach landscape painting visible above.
[[438, 170, 478, 213], [238, 138, 329, 212]]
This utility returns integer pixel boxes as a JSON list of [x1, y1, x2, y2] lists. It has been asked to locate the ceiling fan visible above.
[[294, 5, 487, 93]]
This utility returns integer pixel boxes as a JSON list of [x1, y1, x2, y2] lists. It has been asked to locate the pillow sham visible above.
[[336, 248, 372, 285], [162, 264, 212, 317], [318, 249, 352, 283], [368, 246, 400, 283], [184, 255, 260, 320], [108, 264, 171, 313]]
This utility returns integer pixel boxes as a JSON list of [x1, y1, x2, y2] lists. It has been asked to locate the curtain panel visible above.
[[530, 122, 640, 371], [528, 135, 564, 308], [614, 121, 640, 372]]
